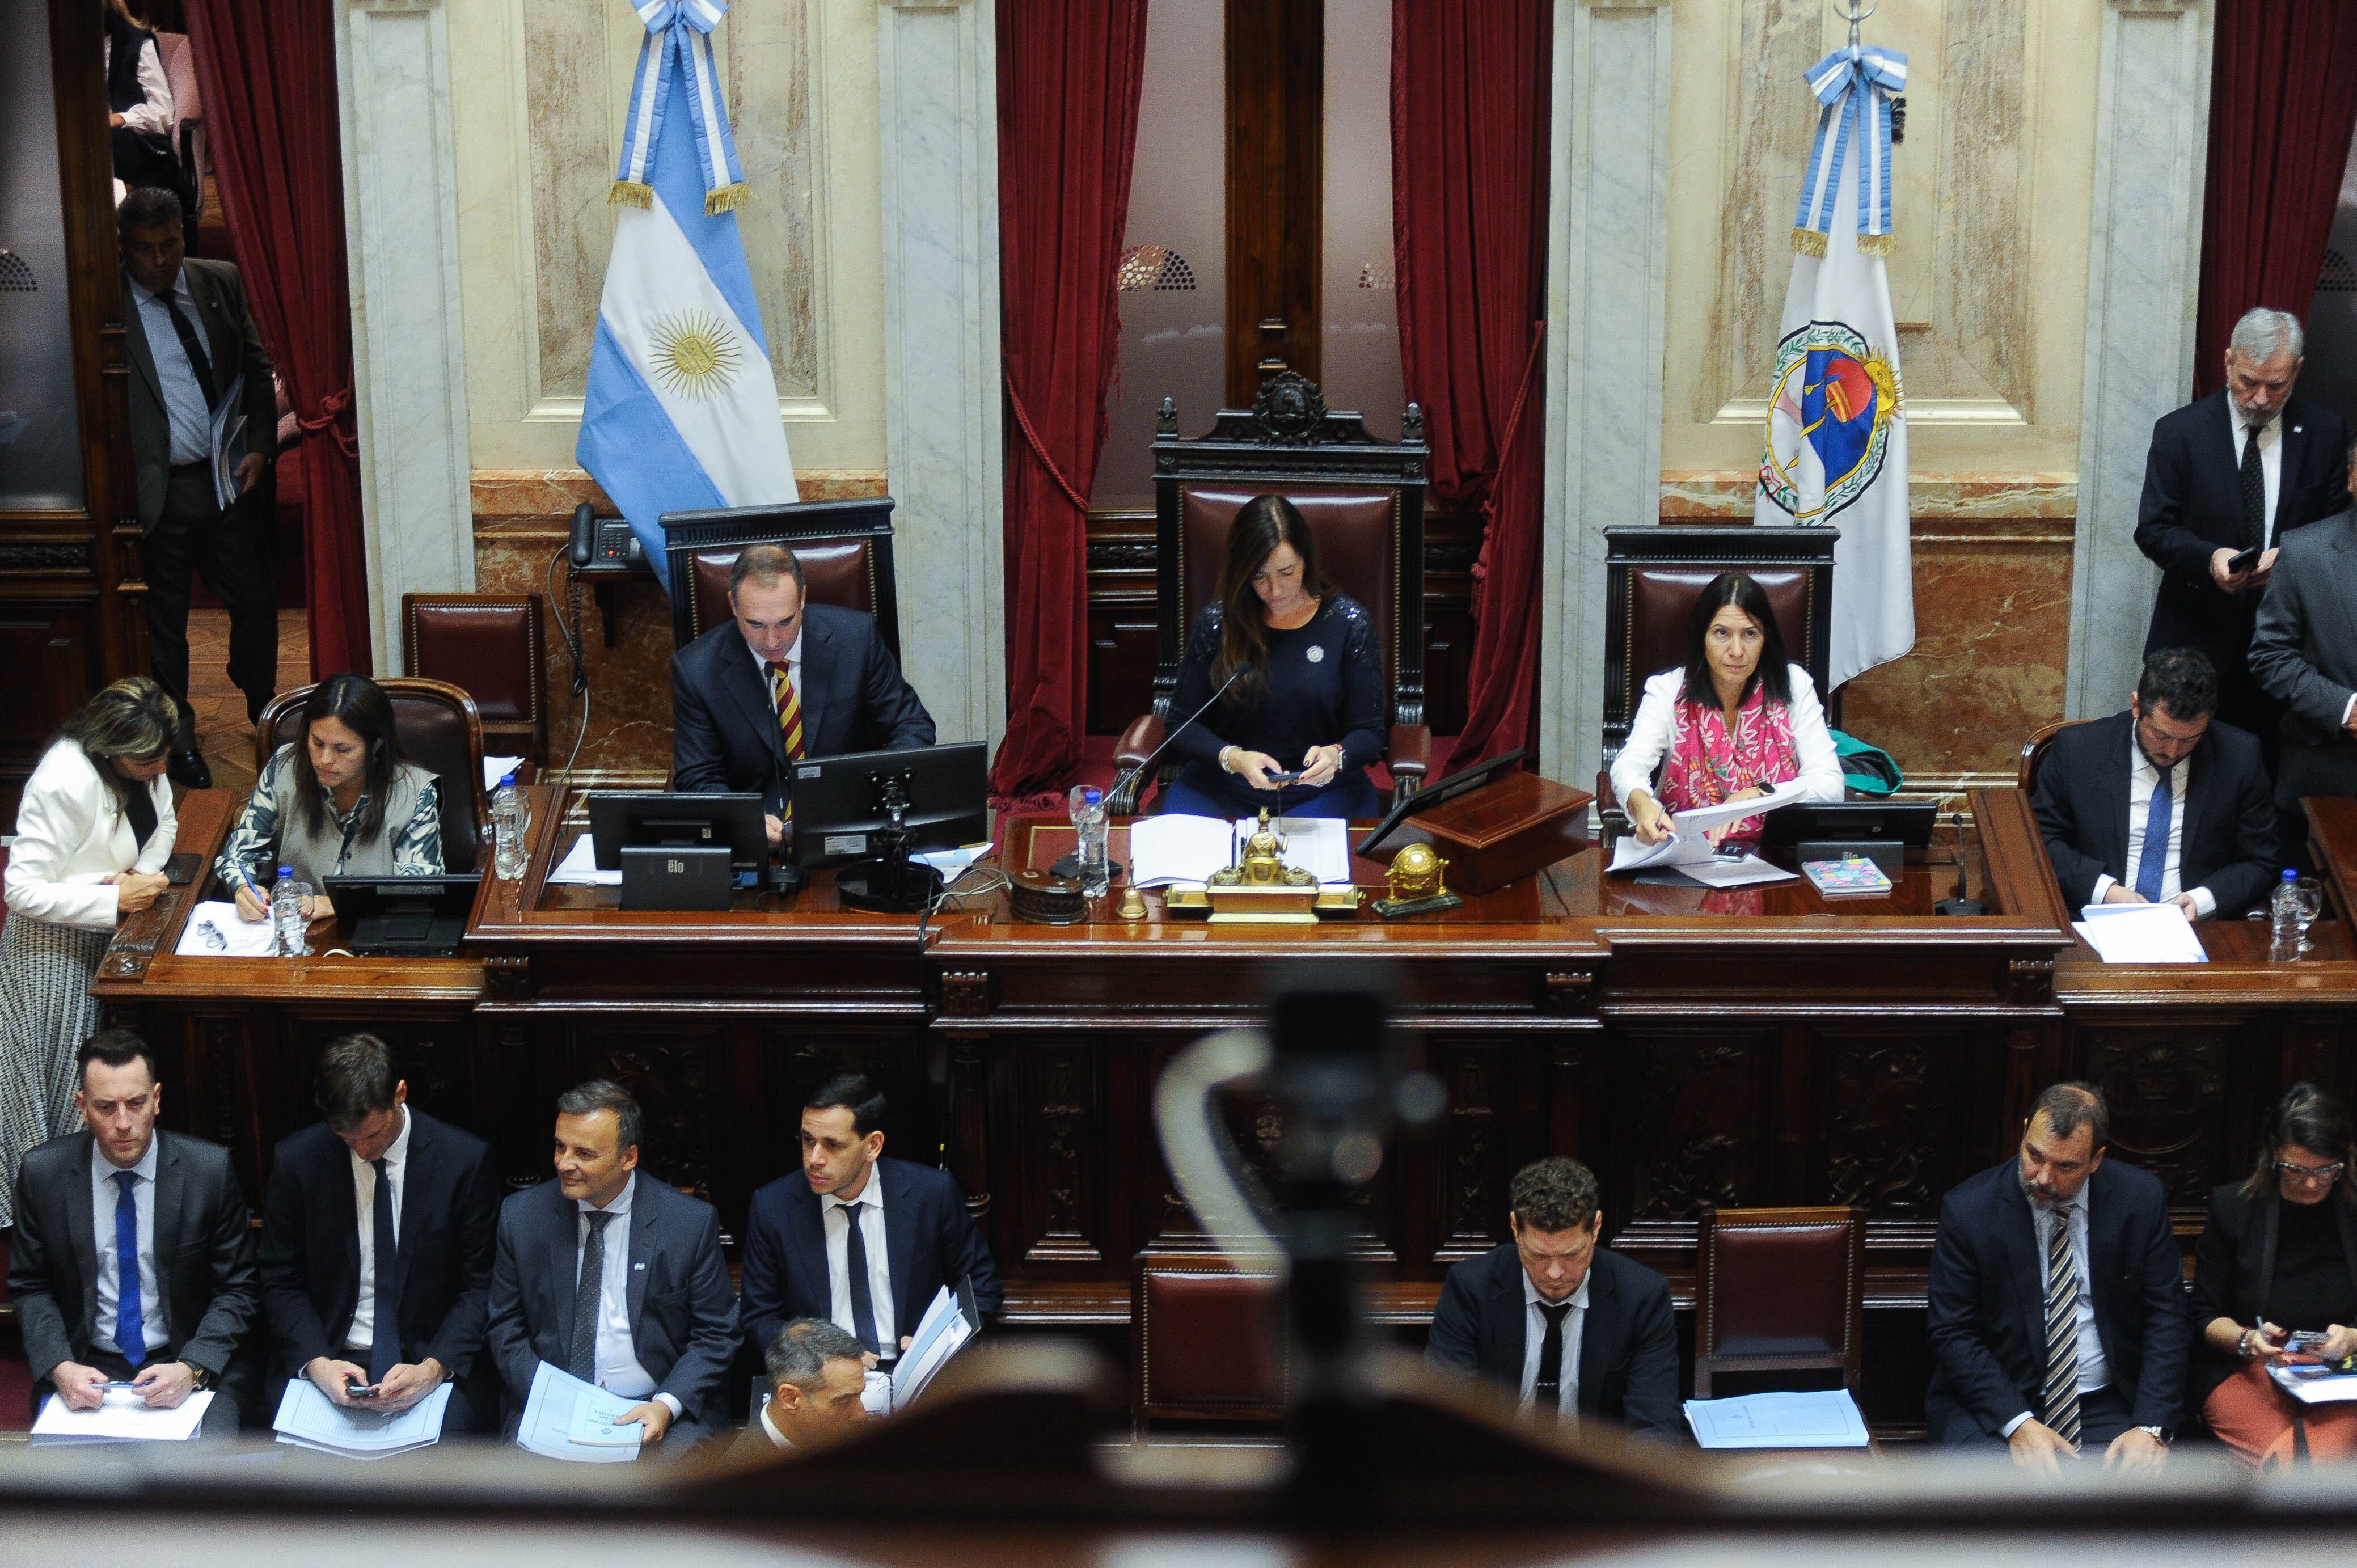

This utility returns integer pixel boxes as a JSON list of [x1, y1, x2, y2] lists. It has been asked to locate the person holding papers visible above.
[[259, 1034, 502, 1435], [1611, 572, 1841, 849], [2030, 647, 2276, 920], [1158, 495, 1387, 820], [2187, 1084, 2357, 1468], [485, 1081, 739, 1455], [732, 1318, 872, 1457], [8, 1030, 257, 1436]]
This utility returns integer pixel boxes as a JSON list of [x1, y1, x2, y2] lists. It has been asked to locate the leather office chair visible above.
[[658, 498, 901, 656], [1110, 361, 1431, 813], [253, 678, 491, 875], [2017, 718, 2096, 789], [402, 593, 548, 766], [1692, 1204, 1866, 1400], [1131, 1255, 1287, 1434]]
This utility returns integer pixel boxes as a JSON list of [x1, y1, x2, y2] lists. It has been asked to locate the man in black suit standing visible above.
[[118, 186, 281, 790], [672, 544, 935, 849], [7, 1030, 257, 1435], [257, 1033, 502, 1434], [2250, 439, 2357, 870], [484, 1081, 739, 1454], [2135, 307, 2350, 760], [2031, 647, 2276, 919], [740, 1074, 1000, 1371], [1424, 1157, 1678, 1439], [1925, 1083, 2186, 1472]]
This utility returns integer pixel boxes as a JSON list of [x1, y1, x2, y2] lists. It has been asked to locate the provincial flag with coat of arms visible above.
[[1753, 40, 1913, 690], [577, 0, 799, 587]]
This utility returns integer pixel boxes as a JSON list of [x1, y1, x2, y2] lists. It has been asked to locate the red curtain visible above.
[[182, 0, 371, 678], [987, 0, 1150, 800], [2191, 0, 2357, 399], [1392, 0, 1553, 774]]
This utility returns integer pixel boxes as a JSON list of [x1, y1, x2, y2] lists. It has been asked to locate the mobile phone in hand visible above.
[[346, 1381, 380, 1399], [2225, 546, 2261, 573], [2288, 1330, 2330, 1354], [1263, 770, 1303, 785]]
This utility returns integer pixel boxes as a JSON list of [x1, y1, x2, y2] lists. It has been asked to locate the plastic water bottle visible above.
[[492, 771, 528, 880], [2271, 868, 2302, 960], [1068, 785, 1110, 899], [270, 864, 308, 958]]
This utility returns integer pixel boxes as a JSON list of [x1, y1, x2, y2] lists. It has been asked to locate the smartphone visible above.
[[346, 1381, 380, 1399], [1262, 770, 1303, 785], [2288, 1330, 2330, 1354], [2225, 546, 2261, 573]]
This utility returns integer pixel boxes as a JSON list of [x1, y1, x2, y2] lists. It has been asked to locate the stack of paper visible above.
[[1128, 813, 1356, 889], [1683, 1388, 1870, 1449], [2072, 902, 2207, 964], [515, 1362, 644, 1462], [2270, 1362, 2357, 1404], [1606, 781, 1807, 879], [174, 901, 277, 957], [273, 1379, 452, 1459], [1234, 816, 1352, 885], [482, 755, 526, 791], [545, 833, 622, 888], [31, 1387, 212, 1443], [858, 1284, 980, 1418]]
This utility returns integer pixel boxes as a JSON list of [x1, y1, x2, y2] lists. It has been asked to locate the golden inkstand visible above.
[[1164, 809, 1362, 923], [1373, 840, 1463, 920]]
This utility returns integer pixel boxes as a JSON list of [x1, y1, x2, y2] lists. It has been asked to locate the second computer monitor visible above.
[[789, 742, 989, 868]]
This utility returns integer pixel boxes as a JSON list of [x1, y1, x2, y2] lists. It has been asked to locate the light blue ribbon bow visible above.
[[612, 0, 749, 215], [1792, 44, 1907, 256]]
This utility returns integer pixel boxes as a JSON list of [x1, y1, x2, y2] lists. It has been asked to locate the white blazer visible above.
[[4, 739, 176, 931], [1608, 664, 1845, 812]]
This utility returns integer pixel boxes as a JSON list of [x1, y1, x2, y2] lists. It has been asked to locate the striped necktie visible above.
[[2040, 1203, 2083, 1451], [768, 661, 805, 823]]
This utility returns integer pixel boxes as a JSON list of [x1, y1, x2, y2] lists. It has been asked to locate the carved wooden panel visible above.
[[1623, 1030, 1771, 1222], [2079, 1027, 2233, 1210], [1436, 1043, 1510, 1250], [1813, 1025, 1977, 1218], [578, 1025, 720, 1199], [1025, 1044, 1104, 1263]]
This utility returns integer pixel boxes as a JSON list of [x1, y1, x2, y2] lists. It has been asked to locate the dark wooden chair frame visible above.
[[658, 497, 903, 657]]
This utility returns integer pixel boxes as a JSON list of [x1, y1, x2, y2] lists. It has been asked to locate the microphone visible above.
[[1933, 810, 1987, 916], [1049, 667, 1247, 881]]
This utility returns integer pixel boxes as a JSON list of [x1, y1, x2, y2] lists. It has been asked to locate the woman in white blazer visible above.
[[0, 677, 178, 1223]]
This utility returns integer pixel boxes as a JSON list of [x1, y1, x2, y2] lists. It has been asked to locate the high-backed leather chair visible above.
[[252, 678, 490, 875], [1110, 364, 1430, 812], [658, 498, 901, 656], [1131, 1255, 1287, 1434], [1692, 1204, 1866, 1400], [402, 593, 547, 765]]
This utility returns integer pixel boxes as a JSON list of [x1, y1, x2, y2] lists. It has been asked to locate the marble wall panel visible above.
[[522, 0, 610, 402]]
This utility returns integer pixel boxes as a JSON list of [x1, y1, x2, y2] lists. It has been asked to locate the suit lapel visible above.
[[1575, 1259, 1612, 1411], [2098, 712, 2134, 878], [2281, 415, 2308, 530], [121, 273, 164, 407], [2178, 729, 2216, 873], [720, 637, 789, 776], [787, 1180, 829, 1309], [2085, 1169, 2123, 1367], [627, 1173, 655, 1333], [800, 614, 837, 753], [1489, 1254, 1526, 1385], [66, 1138, 99, 1338], [882, 1162, 917, 1330], [551, 1184, 580, 1358], [184, 263, 238, 394], [151, 1135, 183, 1341], [1998, 1170, 2042, 1345], [335, 1136, 362, 1292]]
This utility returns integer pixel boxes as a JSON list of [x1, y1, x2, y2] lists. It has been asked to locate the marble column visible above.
[[875, 0, 1006, 748], [2067, 0, 2215, 718], [1539, 0, 1674, 789], [334, 0, 475, 673]]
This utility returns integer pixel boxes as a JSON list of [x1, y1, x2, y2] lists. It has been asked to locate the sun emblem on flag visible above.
[[1757, 318, 1903, 522], [646, 310, 742, 400]]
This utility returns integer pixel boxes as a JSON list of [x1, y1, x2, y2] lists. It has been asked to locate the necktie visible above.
[[2134, 762, 2173, 903], [1532, 1299, 1574, 1410], [768, 662, 805, 824], [2239, 421, 2267, 552], [839, 1201, 881, 1358], [368, 1157, 402, 1381], [158, 288, 221, 411], [569, 1211, 613, 1383], [2040, 1204, 2083, 1451], [112, 1170, 145, 1365]]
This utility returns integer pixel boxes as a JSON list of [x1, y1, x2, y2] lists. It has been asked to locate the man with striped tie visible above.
[[672, 544, 935, 850], [1925, 1083, 2188, 1470]]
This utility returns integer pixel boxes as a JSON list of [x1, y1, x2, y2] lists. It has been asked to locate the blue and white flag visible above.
[[1755, 44, 1912, 689], [577, 0, 797, 586]]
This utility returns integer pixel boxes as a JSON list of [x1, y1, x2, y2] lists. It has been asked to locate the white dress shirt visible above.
[[130, 268, 218, 465], [2001, 1190, 2111, 1437], [91, 1135, 167, 1358], [1517, 1267, 1589, 1431], [756, 1401, 793, 1451], [2090, 734, 2215, 918], [1608, 665, 1846, 814], [2228, 403, 2284, 548], [3, 741, 176, 931], [575, 1176, 682, 1418], [746, 626, 805, 705], [345, 1108, 411, 1353], [102, 33, 176, 139], [826, 1175, 897, 1359]]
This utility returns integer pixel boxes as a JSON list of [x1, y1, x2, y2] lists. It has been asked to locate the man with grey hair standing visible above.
[[2136, 306, 2350, 758], [733, 1317, 872, 1457]]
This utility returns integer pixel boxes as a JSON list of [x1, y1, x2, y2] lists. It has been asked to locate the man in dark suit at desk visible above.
[[2030, 646, 2276, 919], [1925, 1082, 2186, 1472], [672, 544, 935, 849], [2135, 307, 2350, 755], [484, 1081, 740, 1455], [1424, 1157, 1678, 1439], [258, 1033, 502, 1432], [8, 1030, 257, 1435], [2249, 441, 2357, 870], [731, 1317, 871, 1457], [740, 1074, 1000, 1371]]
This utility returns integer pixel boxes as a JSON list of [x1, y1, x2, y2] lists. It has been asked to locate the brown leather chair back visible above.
[[1180, 486, 1403, 694], [253, 678, 489, 875], [402, 593, 547, 764], [685, 538, 881, 644], [658, 498, 901, 655], [1692, 1204, 1866, 1399], [2019, 718, 2094, 789], [1132, 1256, 1287, 1431]]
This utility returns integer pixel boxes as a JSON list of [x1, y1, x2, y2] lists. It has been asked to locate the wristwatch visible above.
[[187, 1363, 213, 1392], [1218, 746, 1239, 774], [2138, 1423, 2169, 1445]]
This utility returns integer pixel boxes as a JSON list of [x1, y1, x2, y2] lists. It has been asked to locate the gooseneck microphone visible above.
[[1933, 810, 1987, 916], [1108, 664, 1248, 808]]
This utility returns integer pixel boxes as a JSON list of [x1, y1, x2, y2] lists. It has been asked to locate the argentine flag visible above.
[[577, 0, 797, 587]]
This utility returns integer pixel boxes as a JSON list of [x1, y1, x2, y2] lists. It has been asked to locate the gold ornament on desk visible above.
[[1374, 840, 1464, 920], [1165, 808, 1362, 924]]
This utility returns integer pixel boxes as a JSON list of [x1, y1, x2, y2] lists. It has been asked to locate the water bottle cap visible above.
[[500, 771, 517, 788], [1082, 787, 1102, 806], [2285, 868, 2300, 881], [278, 865, 293, 878]]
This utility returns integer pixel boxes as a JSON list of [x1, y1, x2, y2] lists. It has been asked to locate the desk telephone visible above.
[[567, 501, 643, 568]]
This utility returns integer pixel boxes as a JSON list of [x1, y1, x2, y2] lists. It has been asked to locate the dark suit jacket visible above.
[[729, 1412, 791, 1459], [2186, 1183, 2357, 1413], [7, 1130, 259, 1409], [123, 257, 278, 532], [2251, 508, 2357, 751], [1924, 1157, 2190, 1442], [257, 1110, 501, 1398], [2030, 709, 2276, 918], [2136, 390, 2350, 671], [1422, 1242, 1680, 1439], [483, 1172, 741, 1436], [670, 604, 936, 819], [738, 1156, 1001, 1360]]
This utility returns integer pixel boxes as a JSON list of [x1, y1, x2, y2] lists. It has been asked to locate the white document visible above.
[[2270, 1363, 2357, 1404], [32, 1387, 213, 1443], [1683, 1388, 1870, 1449], [1129, 814, 1236, 888], [174, 900, 277, 957], [544, 832, 621, 887], [889, 1285, 977, 1411], [272, 1377, 451, 1460], [1679, 854, 1798, 889], [514, 1361, 643, 1463], [2071, 902, 2207, 965], [208, 372, 249, 510], [1608, 781, 1807, 874], [1236, 815, 1352, 885], [483, 755, 526, 792], [913, 841, 992, 880]]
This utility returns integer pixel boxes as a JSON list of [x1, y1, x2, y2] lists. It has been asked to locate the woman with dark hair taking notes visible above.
[[1610, 570, 1842, 847], [1160, 495, 1386, 820], [218, 674, 444, 922]]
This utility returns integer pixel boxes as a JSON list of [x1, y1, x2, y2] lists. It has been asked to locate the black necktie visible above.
[[569, 1211, 613, 1381], [368, 1156, 402, 1381], [1533, 1299, 1574, 1409], [839, 1201, 881, 1357], [2239, 421, 2267, 552], [158, 288, 221, 412]]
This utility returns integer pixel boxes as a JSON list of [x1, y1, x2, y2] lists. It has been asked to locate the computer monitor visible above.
[[1760, 798, 1938, 851], [323, 873, 483, 958], [789, 742, 989, 869], [587, 791, 768, 872]]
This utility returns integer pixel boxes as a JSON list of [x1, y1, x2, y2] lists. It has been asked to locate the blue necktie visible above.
[[112, 1170, 144, 1365], [839, 1202, 881, 1357], [369, 1157, 402, 1381], [2134, 763, 2173, 903]]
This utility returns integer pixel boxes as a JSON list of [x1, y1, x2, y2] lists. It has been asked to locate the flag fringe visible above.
[[608, 181, 654, 209], [1790, 227, 1828, 259], [705, 183, 751, 216], [1855, 231, 1895, 256]]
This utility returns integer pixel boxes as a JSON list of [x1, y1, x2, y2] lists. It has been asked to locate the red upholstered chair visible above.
[[657, 498, 902, 656], [1110, 364, 1431, 813], [402, 593, 548, 766], [254, 679, 490, 875], [1692, 1204, 1866, 1401], [1131, 1255, 1288, 1434]]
